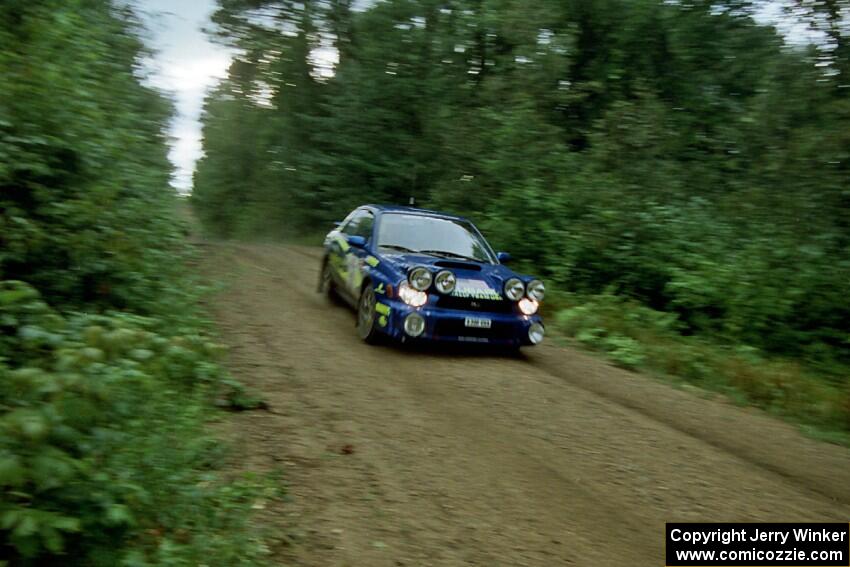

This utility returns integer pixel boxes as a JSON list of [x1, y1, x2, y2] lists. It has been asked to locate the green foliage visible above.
[[217, 377, 270, 412], [556, 292, 678, 369], [0, 0, 186, 315], [1, 1, 272, 564], [0, 282, 269, 565]]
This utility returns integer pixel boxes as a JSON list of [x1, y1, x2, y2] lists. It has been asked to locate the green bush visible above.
[[555, 292, 679, 369], [0, 281, 269, 565]]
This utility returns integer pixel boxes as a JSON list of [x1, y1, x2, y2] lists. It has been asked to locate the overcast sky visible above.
[[139, 0, 232, 193], [138, 1, 817, 195]]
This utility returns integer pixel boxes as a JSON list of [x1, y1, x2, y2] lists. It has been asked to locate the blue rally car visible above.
[[319, 205, 545, 348]]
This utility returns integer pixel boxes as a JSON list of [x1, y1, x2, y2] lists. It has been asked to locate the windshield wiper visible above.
[[379, 244, 418, 253], [416, 249, 482, 262]]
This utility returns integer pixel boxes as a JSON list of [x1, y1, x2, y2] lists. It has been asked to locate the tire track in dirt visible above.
[[203, 242, 850, 567], [530, 348, 850, 505]]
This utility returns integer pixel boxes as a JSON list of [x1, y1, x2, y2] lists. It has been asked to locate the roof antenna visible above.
[[408, 196, 415, 206]]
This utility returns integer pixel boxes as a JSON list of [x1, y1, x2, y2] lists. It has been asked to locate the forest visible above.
[[193, 0, 849, 434]]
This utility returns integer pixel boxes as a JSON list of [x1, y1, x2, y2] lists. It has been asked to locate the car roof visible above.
[[365, 204, 469, 222]]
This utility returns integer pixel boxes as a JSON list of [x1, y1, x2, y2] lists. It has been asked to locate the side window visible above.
[[354, 212, 374, 240], [340, 211, 363, 236], [341, 210, 374, 240]]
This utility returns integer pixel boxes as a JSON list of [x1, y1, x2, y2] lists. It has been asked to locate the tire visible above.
[[356, 284, 381, 344], [319, 258, 336, 300]]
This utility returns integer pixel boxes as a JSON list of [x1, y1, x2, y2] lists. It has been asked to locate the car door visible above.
[[339, 210, 374, 300], [328, 209, 374, 301], [327, 210, 358, 293]]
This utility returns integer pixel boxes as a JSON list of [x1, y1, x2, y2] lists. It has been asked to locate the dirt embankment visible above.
[[202, 242, 850, 567]]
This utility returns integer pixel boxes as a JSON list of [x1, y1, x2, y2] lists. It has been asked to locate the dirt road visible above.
[[202, 242, 850, 566]]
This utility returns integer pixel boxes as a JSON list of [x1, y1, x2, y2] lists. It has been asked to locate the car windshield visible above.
[[376, 213, 496, 264]]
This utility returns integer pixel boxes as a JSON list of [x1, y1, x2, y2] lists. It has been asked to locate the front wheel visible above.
[[356, 285, 381, 344], [319, 258, 336, 299]]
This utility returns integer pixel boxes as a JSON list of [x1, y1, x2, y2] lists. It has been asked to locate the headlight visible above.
[[518, 297, 538, 315], [434, 270, 456, 294], [528, 323, 545, 344], [504, 277, 524, 301], [408, 267, 432, 291], [404, 312, 425, 337], [527, 280, 545, 302], [399, 281, 427, 307]]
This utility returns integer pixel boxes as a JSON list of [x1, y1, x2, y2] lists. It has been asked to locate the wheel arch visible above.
[[359, 274, 375, 296]]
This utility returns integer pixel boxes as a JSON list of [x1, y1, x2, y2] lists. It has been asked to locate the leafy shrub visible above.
[[556, 292, 680, 369], [0, 281, 269, 565], [599, 335, 646, 369]]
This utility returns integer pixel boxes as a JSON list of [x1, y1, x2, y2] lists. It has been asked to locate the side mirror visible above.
[[332, 221, 342, 229], [347, 235, 367, 248], [496, 251, 511, 263]]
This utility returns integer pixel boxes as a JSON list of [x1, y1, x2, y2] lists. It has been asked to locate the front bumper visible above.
[[375, 298, 543, 346]]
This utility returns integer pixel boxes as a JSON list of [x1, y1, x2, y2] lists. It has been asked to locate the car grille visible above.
[[433, 319, 516, 340], [434, 295, 515, 314]]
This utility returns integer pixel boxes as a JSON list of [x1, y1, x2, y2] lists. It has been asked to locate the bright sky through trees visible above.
[[139, 0, 232, 193]]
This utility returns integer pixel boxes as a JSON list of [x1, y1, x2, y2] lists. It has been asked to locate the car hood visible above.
[[380, 252, 519, 297]]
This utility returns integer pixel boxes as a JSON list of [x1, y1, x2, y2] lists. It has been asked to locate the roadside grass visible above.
[[548, 292, 850, 447]]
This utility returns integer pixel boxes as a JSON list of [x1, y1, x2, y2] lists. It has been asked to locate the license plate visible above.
[[464, 317, 491, 329]]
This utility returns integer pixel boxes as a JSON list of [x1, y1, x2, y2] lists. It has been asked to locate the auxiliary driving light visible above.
[[399, 281, 428, 307], [518, 297, 539, 315], [409, 267, 432, 291], [404, 312, 426, 337], [527, 279, 545, 302], [528, 322, 545, 344], [504, 277, 524, 301], [434, 270, 456, 294]]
